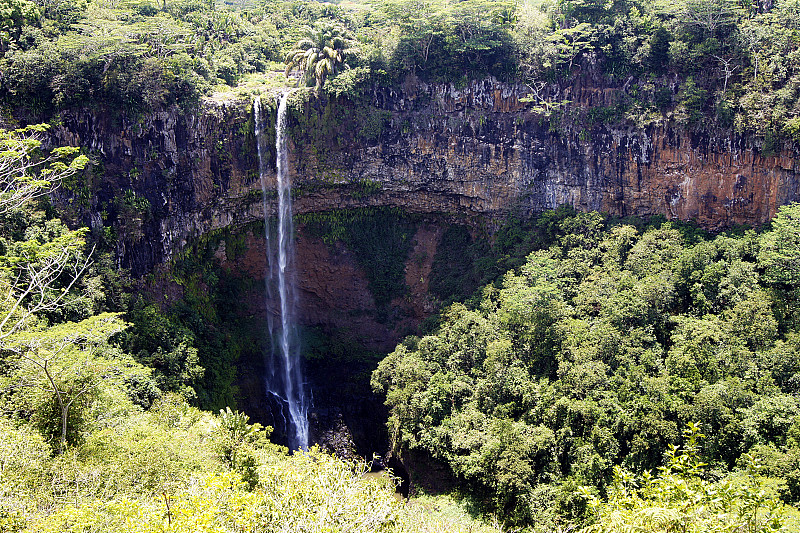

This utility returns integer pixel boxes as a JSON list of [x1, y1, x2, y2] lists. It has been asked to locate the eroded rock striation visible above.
[[52, 77, 800, 278]]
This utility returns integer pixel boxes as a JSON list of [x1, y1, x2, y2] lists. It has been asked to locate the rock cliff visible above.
[[51, 77, 800, 278]]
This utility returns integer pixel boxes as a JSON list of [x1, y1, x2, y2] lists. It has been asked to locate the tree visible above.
[[714, 54, 739, 96], [0, 125, 89, 340], [581, 424, 788, 533], [440, 0, 516, 79], [6, 313, 126, 453], [0, 0, 39, 55], [516, 0, 559, 81], [759, 202, 800, 286], [678, 0, 742, 38], [284, 22, 355, 92], [0, 125, 87, 217], [381, 0, 444, 74], [0, 125, 94, 453]]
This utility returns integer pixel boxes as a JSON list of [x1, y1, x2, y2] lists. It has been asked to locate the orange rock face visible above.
[[201, 224, 440, 351]]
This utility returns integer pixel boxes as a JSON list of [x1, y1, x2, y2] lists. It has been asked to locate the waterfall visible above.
[[254, 92, 309, 451]]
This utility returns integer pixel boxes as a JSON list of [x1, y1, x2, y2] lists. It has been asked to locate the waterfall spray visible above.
[[254, 93, 309, 451]]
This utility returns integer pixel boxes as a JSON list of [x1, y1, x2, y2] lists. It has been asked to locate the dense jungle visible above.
[[3, 0, 800, 531]]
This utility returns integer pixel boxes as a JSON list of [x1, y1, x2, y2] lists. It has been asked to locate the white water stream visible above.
[[254, 93, 309, 451]]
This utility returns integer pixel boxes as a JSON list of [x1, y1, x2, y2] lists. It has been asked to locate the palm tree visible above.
[[284, 22, 355, 92]]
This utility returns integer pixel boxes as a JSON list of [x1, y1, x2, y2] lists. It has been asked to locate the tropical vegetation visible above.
[[2, 0, 800, 532], [374, 205, 800, 530], [3, 0, 800, 145], [284, 21, 355, 91]]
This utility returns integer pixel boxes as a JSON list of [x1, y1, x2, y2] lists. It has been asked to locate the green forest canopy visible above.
[[373, 205, 800, 530]]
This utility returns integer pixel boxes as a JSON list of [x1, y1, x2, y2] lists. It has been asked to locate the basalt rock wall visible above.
[[302, 76, 799, 229], [51, 77, 800, 279]]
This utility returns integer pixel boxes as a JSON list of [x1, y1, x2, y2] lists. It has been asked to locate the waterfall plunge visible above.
[[254, 93, 309, 451]]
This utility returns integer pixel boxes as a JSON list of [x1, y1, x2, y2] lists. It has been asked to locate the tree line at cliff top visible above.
[[3, 0, 800, 143]]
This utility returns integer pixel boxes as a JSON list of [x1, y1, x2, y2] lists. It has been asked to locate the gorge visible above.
[[8, 0, 800, 528], [47, 75, 800, 452], [7, 0, 800, 527]]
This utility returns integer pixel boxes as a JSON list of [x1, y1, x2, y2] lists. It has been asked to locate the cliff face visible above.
[[298, 76, 799, 229], [52, 98, 259, 275], [48, 76, 800, 355], [52, 77, 800, 278]]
